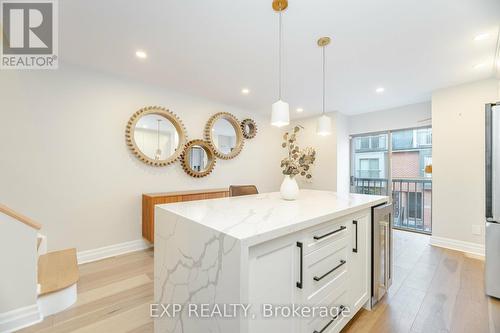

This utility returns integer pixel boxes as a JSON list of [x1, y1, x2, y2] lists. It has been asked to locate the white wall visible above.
[[432, 78, 499, 248], [335, 112, 350, 194], [288, 113, 341, 191], [0, 64, 283, 252], [348, 102, 431, 135], [0, 215, 38, 313]]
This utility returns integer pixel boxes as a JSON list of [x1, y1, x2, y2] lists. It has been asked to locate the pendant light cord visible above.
[[157, 120, 160, 150], [278, 10, 283, 100], [322, 45, 326, 115]]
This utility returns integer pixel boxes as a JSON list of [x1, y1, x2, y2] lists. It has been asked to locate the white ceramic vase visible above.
[[280, 175, 299, 200]]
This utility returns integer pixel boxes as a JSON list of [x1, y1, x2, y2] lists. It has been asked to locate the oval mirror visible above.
[[205, 112, 244, 159], [126, 106, 187, 166], [181, 140, 216, 178]]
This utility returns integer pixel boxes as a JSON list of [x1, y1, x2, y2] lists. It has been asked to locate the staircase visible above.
[[0, 204, 79, 332], [37, 248, 79, 318]]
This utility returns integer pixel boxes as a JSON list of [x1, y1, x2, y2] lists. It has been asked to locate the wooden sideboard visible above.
[[142, 188, 229, 243]]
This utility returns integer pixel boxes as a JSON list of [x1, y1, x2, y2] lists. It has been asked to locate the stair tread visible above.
[[38, 248, 79, 296]]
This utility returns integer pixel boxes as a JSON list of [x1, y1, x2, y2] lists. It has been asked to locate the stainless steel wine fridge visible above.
[[371, 202, 393, 306], [485, 102, 500, 299]]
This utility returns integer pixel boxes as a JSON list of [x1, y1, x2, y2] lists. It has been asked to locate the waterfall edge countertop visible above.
[[155, 189, 388, 247]]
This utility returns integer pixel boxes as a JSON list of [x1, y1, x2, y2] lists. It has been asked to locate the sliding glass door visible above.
[[391, 127, 432, 234], [350, 127, 432, 234], [350, 132, 390, 195]]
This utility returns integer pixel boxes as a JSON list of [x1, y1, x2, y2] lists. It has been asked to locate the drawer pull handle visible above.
[[296, 242, 303, 289], [313, 260, 346, 282], [313, 225, 346, 241], [353, 220, 358, 253], [312, 305, 346, 333]]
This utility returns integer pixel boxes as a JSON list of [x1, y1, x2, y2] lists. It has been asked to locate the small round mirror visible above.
[[126, 106, 187, 166], [187, 145, 209, 172], [205, 112, 244, 159], [181, 140, 216, 178], [241, 118, 257, 139]]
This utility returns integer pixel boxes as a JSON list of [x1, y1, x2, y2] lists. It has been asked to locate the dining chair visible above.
[[229, 185, 259, 197]]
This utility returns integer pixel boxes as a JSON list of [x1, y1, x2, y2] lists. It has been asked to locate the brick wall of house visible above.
[[392, 151, 420, 178]]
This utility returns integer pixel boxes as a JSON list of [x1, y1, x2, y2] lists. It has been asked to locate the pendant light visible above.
[[317, 37, 332, 136], [271, 0, 290, 127]]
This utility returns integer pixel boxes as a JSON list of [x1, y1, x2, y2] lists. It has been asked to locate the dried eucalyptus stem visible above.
[[280, 126, 316, 179]]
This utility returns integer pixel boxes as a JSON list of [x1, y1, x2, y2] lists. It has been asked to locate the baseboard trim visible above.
[[0, 304, 42, 333], [430, 236, 485, 258], [77, 239, 152, 265]]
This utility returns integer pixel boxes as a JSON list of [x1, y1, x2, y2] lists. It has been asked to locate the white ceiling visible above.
[[60, 0, 500, 117]]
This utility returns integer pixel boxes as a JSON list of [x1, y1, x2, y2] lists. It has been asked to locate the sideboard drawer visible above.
[[302, 236, 349, 305], [301, 218, 350, 255]]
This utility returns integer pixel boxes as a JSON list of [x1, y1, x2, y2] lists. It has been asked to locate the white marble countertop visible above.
[[157, 190, 388, 246]]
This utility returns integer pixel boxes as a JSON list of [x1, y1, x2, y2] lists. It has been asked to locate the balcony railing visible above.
[[351, 177, 389, 195], [351, 177, 432, 234]]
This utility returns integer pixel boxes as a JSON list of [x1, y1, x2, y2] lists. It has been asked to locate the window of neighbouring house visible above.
[[422, 154, 432, 178], [417, 147, 433, 178], [355, 134, 387, 152], [392, 129, 414, 150], [359, 158, 380, 178], [359, 137, 369, 150], [417, 128, 432, 147]]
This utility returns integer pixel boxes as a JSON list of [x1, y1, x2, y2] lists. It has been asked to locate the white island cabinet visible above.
[[154, 190, 387, 333]]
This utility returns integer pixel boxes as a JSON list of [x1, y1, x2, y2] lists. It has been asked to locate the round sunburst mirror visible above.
[[204, 112, 244, 160], [181, 140, 216, 178], [125, 106, 187, 166]]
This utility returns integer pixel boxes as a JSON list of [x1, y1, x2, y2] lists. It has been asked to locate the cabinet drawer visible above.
[[302, 279, 349, 333], [301, 218, 350, 255], [302, 237, 349, 305]]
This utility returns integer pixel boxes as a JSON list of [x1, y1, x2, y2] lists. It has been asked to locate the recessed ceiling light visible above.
[[135, 50, 147, 59], [474, 33, 490, 41], [375, 87, 385, 94], [296, 108, 304, 113], [474, 63, 486, 69], [241, 88, 250, 95]]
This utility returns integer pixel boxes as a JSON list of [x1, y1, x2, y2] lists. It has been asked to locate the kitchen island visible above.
[[154, 190, 388, 333]]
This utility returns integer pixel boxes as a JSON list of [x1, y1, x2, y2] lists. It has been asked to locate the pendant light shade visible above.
[[316, 37, 332, 136], [271, 0, 289, 127], [317, 114, 332, 136], [272, 100, 290, 127]]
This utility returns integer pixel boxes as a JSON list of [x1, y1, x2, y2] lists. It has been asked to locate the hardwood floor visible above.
[[342, 231, 500, 333], [19, 249, 154, 333], [19, 231, 500, 333]]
